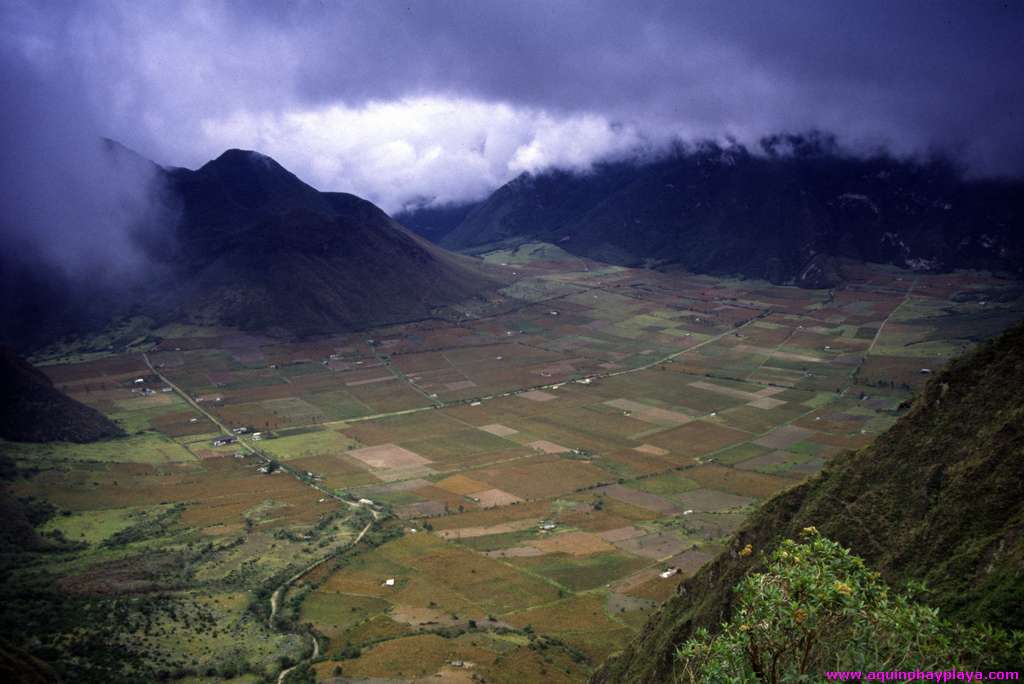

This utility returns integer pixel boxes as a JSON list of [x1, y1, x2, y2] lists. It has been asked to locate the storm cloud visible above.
[[0, 34, 170, 282], [2, 0, 1023, 212]]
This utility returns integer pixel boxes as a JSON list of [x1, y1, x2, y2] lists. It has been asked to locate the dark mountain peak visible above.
[[199, 148, 295, 187], [152, 151, 504, 335], [192, 148, 326, 213], [1, 143, 505, 349], [208, 148, 283, 172]]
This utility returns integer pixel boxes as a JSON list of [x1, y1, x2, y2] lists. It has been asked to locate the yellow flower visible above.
[[739, 544, 753, 557], [801, 526, 819, 536], [833, 581, 852, 596]]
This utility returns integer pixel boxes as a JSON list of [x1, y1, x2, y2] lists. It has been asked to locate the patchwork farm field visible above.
[[8, 253, 1023, 682]]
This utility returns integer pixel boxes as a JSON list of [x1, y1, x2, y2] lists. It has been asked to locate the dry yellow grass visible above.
[[435, 474, 491, 495], [530, 531, 616, 556]]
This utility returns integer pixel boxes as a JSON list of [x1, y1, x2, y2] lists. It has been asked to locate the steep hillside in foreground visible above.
[[0, 643, 60, 684], [0, 347, 124, 443], [445, 137, 1024, 286], [593, 320, 1024, 683]]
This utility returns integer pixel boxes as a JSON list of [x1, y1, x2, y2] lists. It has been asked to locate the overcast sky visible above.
[[2, 0, 1023, 215]]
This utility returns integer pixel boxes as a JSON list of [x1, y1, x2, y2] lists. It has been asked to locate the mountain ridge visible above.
[[1, 144, 503, 350], [443, 138, 1024, 287], [592, 319, 1024, 683]]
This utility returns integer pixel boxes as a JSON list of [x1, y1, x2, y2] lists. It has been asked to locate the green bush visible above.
[[282, 661, 315, 684], [676, 530, 1023, 683]]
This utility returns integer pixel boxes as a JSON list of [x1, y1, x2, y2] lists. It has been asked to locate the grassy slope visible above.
[[173, 177, 504, 335], [185, 208, 501, 335], [593, 321, 1024, 683]]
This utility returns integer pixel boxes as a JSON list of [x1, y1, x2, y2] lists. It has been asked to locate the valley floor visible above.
[[6, 252, 1023, 683]]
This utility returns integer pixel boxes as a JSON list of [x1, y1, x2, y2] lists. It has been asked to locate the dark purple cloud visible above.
[[1, 0, 1022, 214], [0, 36, 170, 280]]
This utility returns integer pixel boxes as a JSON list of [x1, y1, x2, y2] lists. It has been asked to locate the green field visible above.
[[2, 432, 196, 464], [5, 260, 1022, 683]]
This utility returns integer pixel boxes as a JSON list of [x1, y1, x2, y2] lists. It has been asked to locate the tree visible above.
[[676, 529, 1023, 683], [282, 661, 316, 684]]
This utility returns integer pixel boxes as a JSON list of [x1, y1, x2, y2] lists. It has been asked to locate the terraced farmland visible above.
[[9, 253, 1023, 682]]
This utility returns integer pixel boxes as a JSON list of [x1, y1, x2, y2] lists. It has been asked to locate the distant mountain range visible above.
[[6, 134, 1024, 351], [1, 146, 501, 349], [434, 136, 1024, 287]]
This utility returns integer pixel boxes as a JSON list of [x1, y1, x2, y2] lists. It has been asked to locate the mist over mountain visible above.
[[443, 135, 1024, 287], [5, 132, 1023, 352], [1, 145, 500, 350], [0, 31, 180, 348], [3, 5, 1024, 683]]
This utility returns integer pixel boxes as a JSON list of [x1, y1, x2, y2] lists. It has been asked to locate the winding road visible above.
[[142, 352, 380, 684], [138, 295, 841, 683]]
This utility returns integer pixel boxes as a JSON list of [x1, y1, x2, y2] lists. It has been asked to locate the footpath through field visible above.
[[143, 352, 381, 684]]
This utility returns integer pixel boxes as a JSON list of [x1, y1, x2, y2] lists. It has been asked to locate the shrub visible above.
[[676, 530, 1023, 683]]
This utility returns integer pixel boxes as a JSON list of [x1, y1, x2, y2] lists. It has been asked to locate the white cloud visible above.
[[198, 97, 659, 212]]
